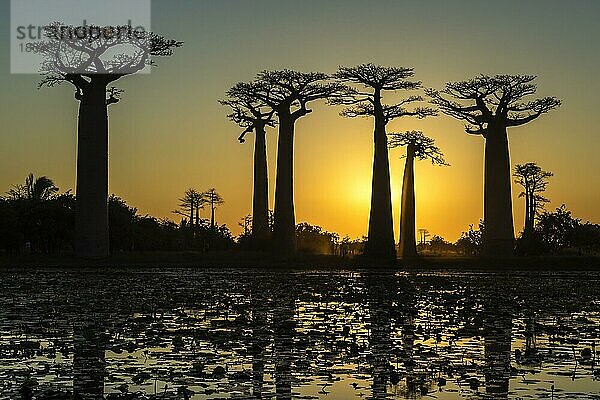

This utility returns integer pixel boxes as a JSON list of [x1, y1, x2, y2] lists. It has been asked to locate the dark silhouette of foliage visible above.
[[295, 223, 339, 255], [31, 22, 182, 258], [333, 64, 436, 260], [1, 173, 74, 255], [427, 75, 561, 256], [389, 131, 447, 258], [455, 221, 486, 256]]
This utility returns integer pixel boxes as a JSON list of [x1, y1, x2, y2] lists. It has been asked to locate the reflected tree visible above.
[[427, 75, 560, 256], [388, 131, 447, 258], [31, 22, 182, 258], [333, 64, 436, 260]]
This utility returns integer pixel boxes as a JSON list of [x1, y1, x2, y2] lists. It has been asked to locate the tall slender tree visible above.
[[252, 70, 344, 255], [514, 163, 552, 241], [203, 188, 224, 230], [32, 22, 182, 258], [333, 64, 436, 260], [221, 82, 275, 246], [427, 75, 560, 256], [388, 131, 447, 258]]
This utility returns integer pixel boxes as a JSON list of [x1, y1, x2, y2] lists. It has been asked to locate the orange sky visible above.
[[1, 0, 599, 241]]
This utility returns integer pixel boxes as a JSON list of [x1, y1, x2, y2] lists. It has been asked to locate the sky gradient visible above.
[[1, 0, 599, 241]]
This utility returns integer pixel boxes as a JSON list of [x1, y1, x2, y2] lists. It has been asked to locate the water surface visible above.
[[0, 268, 599, 399]]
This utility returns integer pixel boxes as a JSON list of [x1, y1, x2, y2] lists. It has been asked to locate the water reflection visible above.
[[0, 269, 599, 399]]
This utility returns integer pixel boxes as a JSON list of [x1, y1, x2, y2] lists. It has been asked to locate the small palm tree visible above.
[[9, 173, 59, 202]]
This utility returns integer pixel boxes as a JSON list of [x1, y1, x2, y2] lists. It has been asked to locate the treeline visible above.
[[420, 206, 600, 257], [0, 174, 234, 255]]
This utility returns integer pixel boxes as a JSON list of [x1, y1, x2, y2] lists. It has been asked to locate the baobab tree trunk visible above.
[[365, 95, 396, 260], [273, 114, 296, 255], [74, 81, 109, 258], [399, 145, 417, 258], [483, 124, 514, 257], [252, 125, 270, 246]]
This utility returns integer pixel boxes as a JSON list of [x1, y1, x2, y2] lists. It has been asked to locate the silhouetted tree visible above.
[[174, 188, 204, 227], [203, 188, 224, 230], [333, 64, 436, 260], [514, 163, 552, 243], [32, 22, 182, 258], [252, 70, 344, 256], [221, 82, 275, 245], [389, 131, 447, 257], [8, 173, 59, 202], [427, 75, 560, 256]]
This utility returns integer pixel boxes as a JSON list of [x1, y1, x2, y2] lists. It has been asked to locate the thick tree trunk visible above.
[[75, 81, 109, 258], [483, 124, 515, 256], [365, 95, 396, 260], [273, 114, 296, 255], [399, 146, 417, 258], [252, 125, 270, 246]]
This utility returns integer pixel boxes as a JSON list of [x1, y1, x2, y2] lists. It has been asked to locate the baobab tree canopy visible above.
[[333, 63, 437, 122], [388, 131, 448, 165], [32, 22, 182, 87], [426, 75, 561, 135], [220, 82, 276, 143]]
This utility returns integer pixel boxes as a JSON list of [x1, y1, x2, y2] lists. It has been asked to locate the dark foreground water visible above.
[[0, 268, 599, 399]]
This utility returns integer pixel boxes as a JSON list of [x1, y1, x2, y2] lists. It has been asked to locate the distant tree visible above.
[[514, 163, 552, 241], [203, 188, 224, 230], [174, 189, 204, 227], [221, 82, 275, 245], [428, 75, 561, 256], [389, 131, 447, 257], [32, 22, 182, 258], [333, 64, 436, 259], [252, 70, 344, 255]]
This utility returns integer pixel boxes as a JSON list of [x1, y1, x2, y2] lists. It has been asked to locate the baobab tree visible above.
[[427, 75, 560, 256], [514, 162, 552, 242], [203, 188, 224, 230], [31, 22, 182, 258], [221, 82, 275, 245], [333, 64, 436, 259], [252, 70, 345, 255], [388, 131, 447, 258]]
